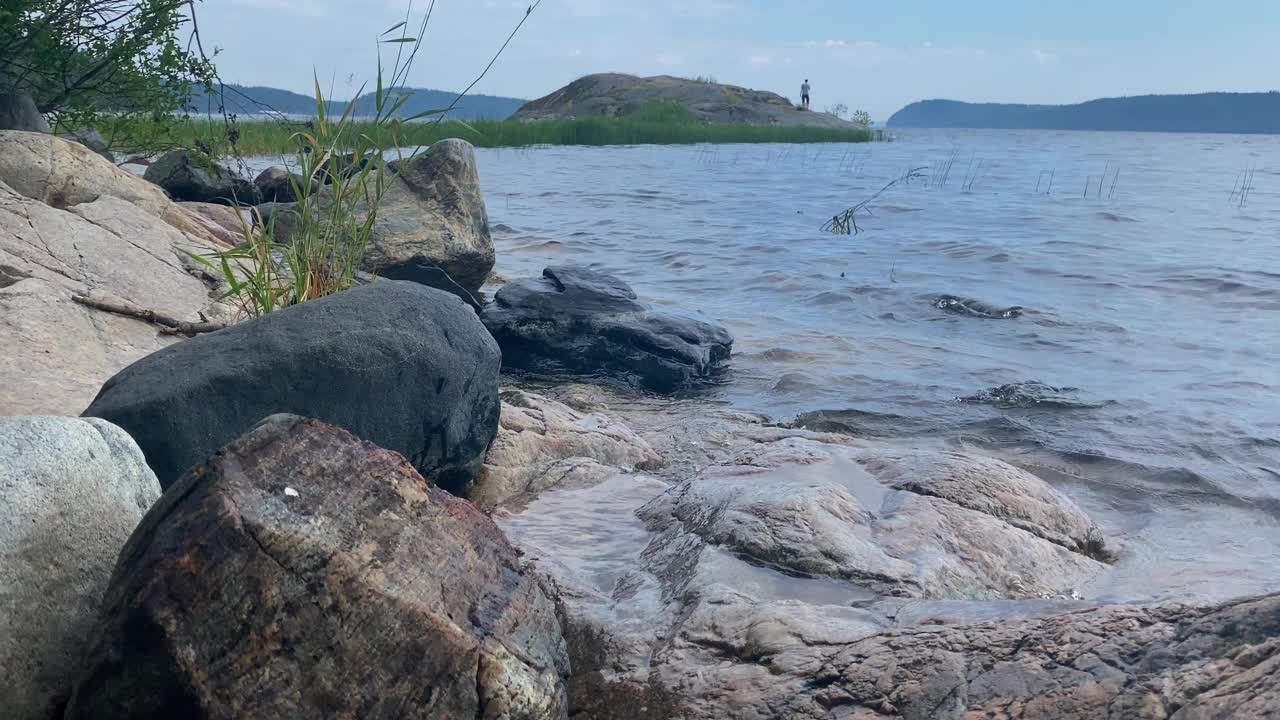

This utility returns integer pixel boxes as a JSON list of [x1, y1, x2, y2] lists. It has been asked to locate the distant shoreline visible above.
[[888, 92, 1280, 134]]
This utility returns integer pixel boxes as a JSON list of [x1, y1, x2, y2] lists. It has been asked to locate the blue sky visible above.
[[197, 0, 1280, 119]]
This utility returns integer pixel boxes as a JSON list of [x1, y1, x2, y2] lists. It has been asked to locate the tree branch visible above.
[[72, 294, 229, 335]]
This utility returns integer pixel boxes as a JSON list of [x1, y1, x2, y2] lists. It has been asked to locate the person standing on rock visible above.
[[801, 79, 811, 109]]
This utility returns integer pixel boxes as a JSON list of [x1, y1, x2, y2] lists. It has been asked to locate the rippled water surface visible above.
[[473, 129, 1280, 602]]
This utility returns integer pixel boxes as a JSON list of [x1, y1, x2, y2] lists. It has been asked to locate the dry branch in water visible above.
[[823, 167, 928, 235], [72, 294, 228, 336]]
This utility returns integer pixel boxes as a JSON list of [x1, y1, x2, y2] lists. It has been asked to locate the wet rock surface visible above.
[[0, 416, 161, 720], [471, 388, 662, 509], [481, 266, 733, 391], [494, 386, 1280, 719], [65, 415, 569, 720], [84, 280, 500, 491]]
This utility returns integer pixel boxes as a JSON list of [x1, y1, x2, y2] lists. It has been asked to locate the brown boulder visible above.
[[65, 415, 569, 720]]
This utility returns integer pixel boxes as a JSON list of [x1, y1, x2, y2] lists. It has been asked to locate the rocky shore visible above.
[[2, 126, 1277, 719]]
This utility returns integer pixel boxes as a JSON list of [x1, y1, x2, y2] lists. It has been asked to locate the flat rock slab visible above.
[[84, 280, 501, 492], [471, 388, 663, 509], [482, 266, 733, 392], [65, 415, 569, 720]]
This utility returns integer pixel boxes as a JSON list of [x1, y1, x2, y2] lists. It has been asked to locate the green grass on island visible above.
[[118, 101, 877, 155]]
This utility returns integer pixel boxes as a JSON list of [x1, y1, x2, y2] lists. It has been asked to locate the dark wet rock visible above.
[[252, 165, 301, 202], [961, 381, 1106, 409], [143, 148, 260, 205], [64, 415, 569, 720], [481, 266, 733, 392], [935, 294, 1023, 318], [0, 93, 49, 132], [56, 128, 112, 162], [1, 417, 161, 720], [84, 280, 500, 492]]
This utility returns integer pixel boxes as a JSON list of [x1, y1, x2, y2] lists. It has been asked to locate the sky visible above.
[[196, 0, 1280, 120]]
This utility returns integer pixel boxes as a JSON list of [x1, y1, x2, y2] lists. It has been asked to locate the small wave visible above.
[[1095, 211, 1138, 223], [771, 372, 821, 395], [492, 223, 517, 233], [959, 382, 1107, 410], [809, 291, 855, 306]]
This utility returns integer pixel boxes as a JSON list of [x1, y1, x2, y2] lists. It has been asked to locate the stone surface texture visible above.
[[0, 131, 233, 416], [0, 416, 161, 720], [142, 148, 260, 205], [481, 266, 733, 391], [64, 415, 569, 720], [470, 388, 662, 509], [83, 280, 501, 492]]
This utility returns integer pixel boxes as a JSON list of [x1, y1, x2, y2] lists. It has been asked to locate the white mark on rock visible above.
[[284, 486, 300, 498]]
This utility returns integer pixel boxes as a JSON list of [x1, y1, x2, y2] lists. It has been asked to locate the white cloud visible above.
[[1033, 49, 1058, 65]]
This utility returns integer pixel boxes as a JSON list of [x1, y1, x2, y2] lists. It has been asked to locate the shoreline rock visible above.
[[481, 266, 733, 391], [1, 416, 160, 720], [0, 131, 234, 416], [84, 280, 501, 492], [143, 148, 261, 206], [65, 415, 569, 719]]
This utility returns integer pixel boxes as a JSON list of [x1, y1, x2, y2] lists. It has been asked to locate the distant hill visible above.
[[887, 92, 1280, 134], [186, 84, 526, 120], [514, 73, 861, 129]]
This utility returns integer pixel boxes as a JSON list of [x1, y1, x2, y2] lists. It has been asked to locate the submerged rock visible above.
[[64, 415, 569, 720], [84, 280, 500, 492], [1, 416, 160, 720], [934, 294, 1023, 318], [471, 388, 663, 509], [143, 148, 260, 205], [481, 266, 733, 391], [961, 381, 1106, 409]]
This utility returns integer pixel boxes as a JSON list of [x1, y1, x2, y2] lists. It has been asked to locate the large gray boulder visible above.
[[481, 266, 733, 391], [0, 94, 49, 133], [0, 131, 234, 416], [0, 416, 161, 720], [143, 148, 260, 205], [273, 139, 494, 300], [83, 280, 501, 492], [65, 414, 569, 720]]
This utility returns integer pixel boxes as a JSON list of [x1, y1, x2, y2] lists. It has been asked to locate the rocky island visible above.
[[513, 72, 861, 129], [1, 114, 1278, 720]]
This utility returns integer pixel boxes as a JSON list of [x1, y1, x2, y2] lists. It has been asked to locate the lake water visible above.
[[472, 129, 1280, 603]]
